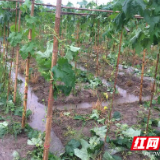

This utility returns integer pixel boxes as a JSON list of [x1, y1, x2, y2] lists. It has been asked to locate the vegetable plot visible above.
[[0, 0, 160, 160]]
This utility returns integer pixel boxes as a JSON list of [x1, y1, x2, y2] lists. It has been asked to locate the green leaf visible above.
[[70, 46, 80, 52], [122, 128, 141, 138], [20, 0, 31, 13], [74, 139, 91, 160], [65, 45, 80, 61], [0, 121, 8, 138], [103, 152, 114, 160], [89, 136, 102, 152], [123, 0, 146, 19], [97, 118, 105, 125], [35, 41, 52, 80], [12, 151, 20, 159], [27, 137, 43, 147], [74, 115, 86, 121], [91, 126, 107, 139], [25, 15, 38, 29], [20, 41, 35, 59], [113, 111, 121, 121], [65, 139, 80, 155], [8, 32, 22, 47], [52, 58, 75, 96], [90, 109, 99, 120], [113, 155, 122, 160]]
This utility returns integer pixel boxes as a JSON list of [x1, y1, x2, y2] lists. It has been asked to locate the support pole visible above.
[[21, 0, 34, 128], [146, 53, 159, 134], [13, 1, 22, 103], [139, 49, 146, 104], [7, 2, 18, 101], [104, 29, 123, 142], [43, 0, 62, 159]]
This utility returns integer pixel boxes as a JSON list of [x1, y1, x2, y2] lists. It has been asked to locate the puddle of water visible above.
[[11, 71, 64, 155], [75, 63, 151, 105]]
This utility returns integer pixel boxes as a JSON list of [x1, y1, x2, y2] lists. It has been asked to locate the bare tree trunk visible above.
[[43, 0, 62, 160]]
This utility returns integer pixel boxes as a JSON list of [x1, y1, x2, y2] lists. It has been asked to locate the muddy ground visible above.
[[78, 52, 153, 97], [17, 57, 122, 106], [52, 101, 160, 160], [0, 134, 34, 160], [0, 113, 34, 160], [16, 53, 153, 107]]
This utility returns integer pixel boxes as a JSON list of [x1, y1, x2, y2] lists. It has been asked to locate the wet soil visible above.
[[116, 73, 152, 96], [0, 112, 34, 160], [78, 53, 153, 97], [52, 101, 160, 159], [0, 134, 34, 160], [17, 57, 121, 106]]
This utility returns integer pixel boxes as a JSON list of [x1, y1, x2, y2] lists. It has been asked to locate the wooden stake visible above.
[[3, 23, 6, 64], [13, 2, 22, 103], [132, 49, 135, 67], [21, 0, 34, 128], [146, 52, 159, 134], [75, 22, 79, 71], [43, 0, 62, 159], [139, 49, 146, 104], [7, 2, 18, 101], [104, 29, 123, 142], [96, 21, 100, 76]]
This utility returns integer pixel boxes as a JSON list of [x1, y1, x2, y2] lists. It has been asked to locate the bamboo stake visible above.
[[139, 49, 146, 104], [43, 0, 62, 159], [3, 23, 6, 63], [7, 2, 18, 102], [132, 49, 135, 67], [96, 21, 100, 76], [95, 28, 97, 76], [146, 52, 159, 134], [13, 2, 22, 103], [5, 23, 9, 67], [21, 0, 34, 129], [104, 29, 123, 142], [3, 23, 9, 89], [75, 22, 79, 71]]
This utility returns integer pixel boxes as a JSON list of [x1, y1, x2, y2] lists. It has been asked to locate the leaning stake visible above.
[[21, 0, 34, 128], [43, 0, 62, 159], [146, 52, 159, 134], [139, 49, 146, 104], [13, 2, 22, 103]]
